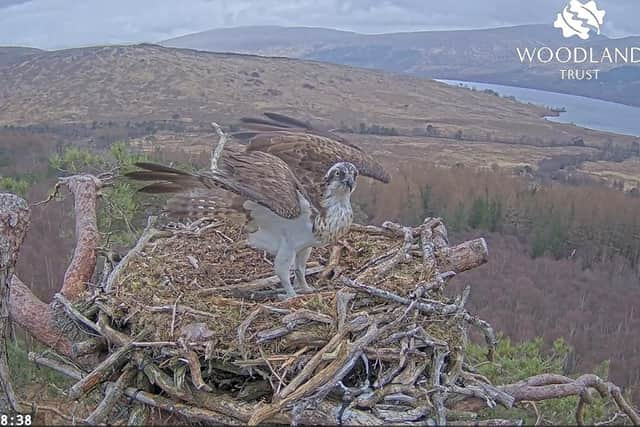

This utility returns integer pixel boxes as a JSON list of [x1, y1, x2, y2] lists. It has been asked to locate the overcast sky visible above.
[[1, 0, 638, 49]]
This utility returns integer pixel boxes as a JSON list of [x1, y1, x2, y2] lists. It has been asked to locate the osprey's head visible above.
[[324, 162, 358, 196]]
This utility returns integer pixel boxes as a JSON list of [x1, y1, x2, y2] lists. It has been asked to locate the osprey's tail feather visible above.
[[126, 162, 236, 219], [165, 192, 231, 218], [125, 162, 202, 194]]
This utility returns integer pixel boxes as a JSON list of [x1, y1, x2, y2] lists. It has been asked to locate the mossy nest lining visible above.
[[93, 214, 493, 424]]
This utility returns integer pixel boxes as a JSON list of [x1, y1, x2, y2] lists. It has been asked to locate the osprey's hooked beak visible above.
[[343, 175, 355, 191]]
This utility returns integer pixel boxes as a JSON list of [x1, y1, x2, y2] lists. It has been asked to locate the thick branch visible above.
[[59, 175, 102, 301], [436, 238, 489, 274], [85, 365, 136, 425], [9, 276, 74, 356]]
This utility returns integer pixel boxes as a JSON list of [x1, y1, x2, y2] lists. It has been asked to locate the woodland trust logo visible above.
[[553, 0, 605, 40], [515, 0, 640, 81]]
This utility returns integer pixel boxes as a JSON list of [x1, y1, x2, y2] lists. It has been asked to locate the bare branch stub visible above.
[[210, 122, 228, 172]]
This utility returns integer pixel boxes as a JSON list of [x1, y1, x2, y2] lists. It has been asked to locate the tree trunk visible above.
[[1, 176, 104, 361], [0, 194, 30, 411]]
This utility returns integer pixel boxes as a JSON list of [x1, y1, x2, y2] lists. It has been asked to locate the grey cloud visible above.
[[0, 0, 638, 49], [0, 0, 30, 8]]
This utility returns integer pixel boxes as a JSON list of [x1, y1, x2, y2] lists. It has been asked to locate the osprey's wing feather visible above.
[[239, 113, 350, 144], [212, 151, 308, 218], [246, 131, 391, 183], [244, 131, 390, 209], [126, 151, 306, 219]]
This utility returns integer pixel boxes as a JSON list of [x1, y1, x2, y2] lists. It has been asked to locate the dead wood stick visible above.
[[354, 245, 399, 275], [255, 326, 290, 343], [250, 326, 376, 425], [432, 346, 449, 425], [255, 308, 336, 344], [353, 384, 419, 409], [148, 304, 217, 319], [53, 293, 100, 334], [336, 290, 355, 332], [85, 364, 136, 425], [68, 329, 148, 400], [71, 337, 107, 358], [342, 277, 457, 315], [104, 216, 158, 293], [276, 330, 348, 401], [281, 308, 335, 327], [437, 238, 489, 274], [499, 374, 639, 425], [238, 306, 265, 359], [371, 225, 414, 281], [132, 351, 193, 402], [23, 402, 73, 422], [124, 387, 241, 425], [96, 312, 129, 346], [210, 122, 227, 172], [198, 265, 324, 295], [418, 218, 443, 295], [182, 349, 212, 392], [460, 312, 497, 361], [451, 383, 515, 409], [127, 371, 152, 426], [253, 306, 415, 425], [349, 223, 398, 237], [27, 352, 85, 381]]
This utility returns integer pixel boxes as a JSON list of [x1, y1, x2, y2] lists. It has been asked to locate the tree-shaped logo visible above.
[[553, 0, 606, 40]]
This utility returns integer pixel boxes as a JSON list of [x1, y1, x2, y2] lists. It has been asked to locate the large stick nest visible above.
[[79, 212, 498, 425]]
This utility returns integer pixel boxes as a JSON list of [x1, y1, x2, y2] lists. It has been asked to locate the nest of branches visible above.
[[48, 211, 512, 425], [9, 176, 637, 425]]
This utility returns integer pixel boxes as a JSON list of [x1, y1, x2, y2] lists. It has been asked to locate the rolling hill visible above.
[[162, 25, 640, 107], [0, 43, 636, 151], [0, 46, 43, 67]]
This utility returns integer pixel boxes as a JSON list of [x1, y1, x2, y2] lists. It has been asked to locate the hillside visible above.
[[0, 43, 637, 151], [0, 46, 42, 67], [162, 25, 640, 107]]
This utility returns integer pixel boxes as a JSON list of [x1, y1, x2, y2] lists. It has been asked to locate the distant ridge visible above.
[[0, 46, 43, 67], [162, 24, 640, 107]]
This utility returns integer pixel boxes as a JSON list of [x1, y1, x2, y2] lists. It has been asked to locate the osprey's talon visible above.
[[296, 283, 316, 294], [277, 292, 298, 301]]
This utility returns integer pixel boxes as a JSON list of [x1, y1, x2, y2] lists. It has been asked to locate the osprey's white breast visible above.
[[313, 190, 353, 245], [243, 190, 353, 256]]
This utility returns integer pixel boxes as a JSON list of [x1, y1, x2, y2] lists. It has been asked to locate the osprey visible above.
[[126, 113, 390, 298]]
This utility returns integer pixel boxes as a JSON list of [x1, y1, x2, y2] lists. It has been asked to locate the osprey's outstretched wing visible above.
[[126, 151, 307, 219], [239, 113, 390, 184], [238, 112, 351, 144], [241, 130, 389, 209], [245, 130, 390, 180]]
